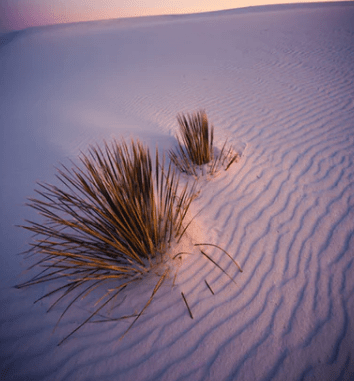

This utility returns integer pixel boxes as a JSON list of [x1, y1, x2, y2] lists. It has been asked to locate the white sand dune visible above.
[[1, 2, 354, 380]]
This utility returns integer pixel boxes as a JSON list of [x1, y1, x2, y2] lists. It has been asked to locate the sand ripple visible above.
[[1, 3, 354, 381]]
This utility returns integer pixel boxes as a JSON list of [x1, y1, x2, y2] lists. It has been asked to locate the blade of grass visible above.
[[195, 243, 243, 272], [181, 292, 193, 319]]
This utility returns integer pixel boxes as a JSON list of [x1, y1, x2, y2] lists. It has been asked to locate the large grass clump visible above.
[[169, 110, 239, 176], [17, 139, 197, 344]]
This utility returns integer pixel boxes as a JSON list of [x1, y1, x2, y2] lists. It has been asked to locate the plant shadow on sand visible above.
[[17, 121, 242, 345]]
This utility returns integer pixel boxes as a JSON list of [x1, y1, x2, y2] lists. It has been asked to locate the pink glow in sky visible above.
[[0, 0, 345, 32]]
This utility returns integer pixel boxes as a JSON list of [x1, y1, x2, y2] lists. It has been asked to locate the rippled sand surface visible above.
[[1, 3, 353, 380]]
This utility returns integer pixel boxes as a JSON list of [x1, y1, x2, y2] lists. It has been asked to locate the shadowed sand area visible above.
[[1, 2, 354, 380]]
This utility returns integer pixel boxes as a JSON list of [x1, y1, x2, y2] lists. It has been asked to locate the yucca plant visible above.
[[169, 110, 239, 177], [16, 139, 198, 345]]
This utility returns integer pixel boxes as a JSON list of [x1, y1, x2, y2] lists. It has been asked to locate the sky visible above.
[[0, 0, 346, 32]]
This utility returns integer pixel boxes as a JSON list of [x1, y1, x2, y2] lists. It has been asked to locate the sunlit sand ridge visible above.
[[0, 2, 353, 380]]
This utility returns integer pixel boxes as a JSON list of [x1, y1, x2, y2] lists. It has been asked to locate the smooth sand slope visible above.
[[1, 2, 354, 380]]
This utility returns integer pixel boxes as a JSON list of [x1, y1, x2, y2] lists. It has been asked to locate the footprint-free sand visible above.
[[1, 2, 354, 380]]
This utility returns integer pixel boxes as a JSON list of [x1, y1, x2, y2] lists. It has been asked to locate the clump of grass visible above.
[[16, 139, 197, 345], [169, 110, 239, 177]]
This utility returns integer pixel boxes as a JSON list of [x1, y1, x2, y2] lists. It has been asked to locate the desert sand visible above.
[[1, 2, 354, 380]]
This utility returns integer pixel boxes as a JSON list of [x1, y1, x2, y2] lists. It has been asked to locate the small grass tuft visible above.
[[169, 110, 239, 177]]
